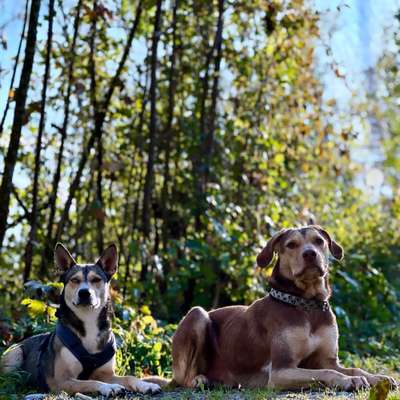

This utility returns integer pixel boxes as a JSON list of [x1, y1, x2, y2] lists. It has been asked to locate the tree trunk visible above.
[[40, 0, 83, 277], [203, 0, 224, 185], [140, 0, 163, 282], [23, 0, 55, 282], [0, 0, 42, 250], [193, 1, 224, 229], [88, 0, 104, 254], [161, 0, 179, 251]]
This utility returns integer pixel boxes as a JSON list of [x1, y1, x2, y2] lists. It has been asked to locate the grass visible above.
[[0, 355, 399, 400]]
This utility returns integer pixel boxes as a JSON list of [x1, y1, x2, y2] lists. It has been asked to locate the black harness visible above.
[[37, 322, 116, 392]]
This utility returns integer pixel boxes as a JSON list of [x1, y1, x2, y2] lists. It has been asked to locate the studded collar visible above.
[[269, 287, 329, 312]]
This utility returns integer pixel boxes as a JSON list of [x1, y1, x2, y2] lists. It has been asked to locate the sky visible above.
[[315, 0, 400, 196], [0, 0, 400, 196]]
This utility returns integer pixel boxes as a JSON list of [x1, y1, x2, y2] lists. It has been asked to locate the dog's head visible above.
[[256, 225, 343, 282], [54, 243, 118, 311]]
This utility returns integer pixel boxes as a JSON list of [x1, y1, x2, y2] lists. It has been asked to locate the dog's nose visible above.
[[303, 249, 317, 260], [78, 288, 91, 300]]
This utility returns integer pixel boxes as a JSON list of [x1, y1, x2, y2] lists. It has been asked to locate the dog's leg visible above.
[[90, 361, 161, 394], [172, 306, 211, 388], [269, 367, 370, 391], [99, 375, 161, 394], [53, 378, 126, 396], [329, 362, 398, 388]]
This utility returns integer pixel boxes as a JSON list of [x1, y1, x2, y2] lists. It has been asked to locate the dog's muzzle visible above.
[[295, 263, 326, 279]]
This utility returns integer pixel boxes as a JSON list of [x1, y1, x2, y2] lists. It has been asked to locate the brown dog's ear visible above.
[[54, 243, 77, 272], [314, 226, 344, 260], [256, 229, 290, 267], [96, 244, 118, 277]]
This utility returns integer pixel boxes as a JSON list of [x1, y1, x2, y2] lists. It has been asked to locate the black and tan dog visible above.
[[1, 244, 161, 396], [172, 225, 398, 391]]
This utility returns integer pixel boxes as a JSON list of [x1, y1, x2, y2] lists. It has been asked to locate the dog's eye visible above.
[[286, 241, 298, 249], [91, 277, 102, 284], [315, 237, 324, 246], [70, 278, 80, 284]]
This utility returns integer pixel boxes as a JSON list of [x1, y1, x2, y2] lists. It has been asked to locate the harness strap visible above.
[[56, 323, 116, 379]]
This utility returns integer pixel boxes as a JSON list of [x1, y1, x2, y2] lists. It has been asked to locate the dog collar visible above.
[[269, 287, 329, 312]]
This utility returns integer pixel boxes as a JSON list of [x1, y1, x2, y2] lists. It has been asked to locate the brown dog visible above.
[[172, 225, 397, 391]]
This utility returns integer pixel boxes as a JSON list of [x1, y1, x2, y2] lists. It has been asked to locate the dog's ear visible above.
[[256, 229, 289, 268], [96, 244, 118, 277], [314, 226, 344, 260], [54, 243, 77, 272]]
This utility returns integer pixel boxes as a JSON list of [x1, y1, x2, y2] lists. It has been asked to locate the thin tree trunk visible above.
[[96, 138, 104, 253], [0, 0, 29, 136], [39, 0, 83, 276], [55, 0, 143, 243], [193, 1, 224, 229], [23, 0, 55, 282], [161, 0, 179, 251], [0, 0, 41, 250], [193, 8, 213, 229], [140, 0, 163, 282], [203, 0, 224, 184], [123, 67, 149, 295], [88, 0, 104, 254]]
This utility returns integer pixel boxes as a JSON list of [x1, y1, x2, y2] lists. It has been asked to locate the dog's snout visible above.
[[78, 288, 91, 300], [302, 249, 317, 260]]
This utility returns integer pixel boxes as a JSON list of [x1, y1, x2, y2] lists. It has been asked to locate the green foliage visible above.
[[0, 369, 32, 398], [114, 305, 176, 377]]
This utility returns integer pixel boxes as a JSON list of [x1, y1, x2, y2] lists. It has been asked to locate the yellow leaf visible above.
[[8, 89, 15, 101], [274, 154, 284, 164], [153, 342, 162, 352], [140, 305, 151, 315], [142, 315, 155, 326], [21, 298, 47, 317]]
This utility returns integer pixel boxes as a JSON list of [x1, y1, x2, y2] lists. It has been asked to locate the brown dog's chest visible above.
[[273, 320, 338, 370]]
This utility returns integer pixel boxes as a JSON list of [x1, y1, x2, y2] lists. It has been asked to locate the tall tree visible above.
[[0, 0, 42, 250], [161, 0, 179, 251], [140, 0, 163, 282], [40, 0, 83, 276], [23, 0, 55, 282]]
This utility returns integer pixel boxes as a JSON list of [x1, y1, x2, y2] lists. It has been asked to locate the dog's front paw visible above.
[[99, 383, 125, 397], [133, 380, 161, 394], [368, 374, 398, 389], [340, 376, 370, 391]]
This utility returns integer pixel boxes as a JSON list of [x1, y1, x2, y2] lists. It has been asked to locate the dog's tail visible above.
[[142, 376, 176, 388], [0, 343, 24, 373]]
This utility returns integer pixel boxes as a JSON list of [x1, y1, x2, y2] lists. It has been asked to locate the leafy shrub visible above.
[[114, 305, 175, 377]]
